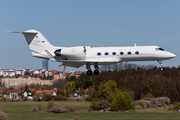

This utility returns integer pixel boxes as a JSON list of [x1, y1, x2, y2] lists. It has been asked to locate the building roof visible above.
[[0, 87, 9, 91], [5, 90, 25, 95], [30, 88, 36, 92], [35, 89, 57, 94]]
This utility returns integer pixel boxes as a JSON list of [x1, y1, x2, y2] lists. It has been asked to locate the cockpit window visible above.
[[159, 48, 165, 51], [155, 48, 165, 51]]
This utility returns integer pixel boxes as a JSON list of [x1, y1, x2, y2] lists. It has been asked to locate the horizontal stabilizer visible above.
[[6, 31, 37, 34]]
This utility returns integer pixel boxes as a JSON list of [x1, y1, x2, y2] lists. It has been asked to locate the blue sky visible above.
[[0, 1, 179, 71]]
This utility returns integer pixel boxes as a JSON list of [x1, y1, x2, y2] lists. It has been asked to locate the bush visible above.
[[97, 100, 110, 110], [47, 101, 55, 109], [65, 106, 75, 112], [47, 104, 73, 113], [141, 93, 154, 99], [85, 96, 91, 101], [90, 100, 99, 111], [54, 95, 67, 101], [111, 92, 134, 111], [0, 110, 9, 120], [173, 102, 180, 111], [86, 108, 93, 112], [31, 106, 39, 112], [42, 94, 52, 101], [73, 116, 79, 120], [33, 94, 41, 101]]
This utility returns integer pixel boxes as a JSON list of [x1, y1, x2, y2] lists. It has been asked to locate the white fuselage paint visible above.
[[51, 45, 176, 65], [9, 29, 176, 68]]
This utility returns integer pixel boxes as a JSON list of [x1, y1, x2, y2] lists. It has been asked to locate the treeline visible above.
[[92, 63, 180, 103]]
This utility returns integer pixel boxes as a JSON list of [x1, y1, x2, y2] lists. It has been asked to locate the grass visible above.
[[0, 101, 180, 120]]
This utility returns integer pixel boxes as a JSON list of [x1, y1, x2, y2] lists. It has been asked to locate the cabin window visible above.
[[112, 52, 116, 55], [127, 51, 131, 55], [97, 52, 101, 56], [135, 51, 139, 55], [105, 52, 109, 55], [120, 52, 124, 55]]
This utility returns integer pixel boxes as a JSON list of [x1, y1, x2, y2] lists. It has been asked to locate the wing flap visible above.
[[61, 62, 84, 68]]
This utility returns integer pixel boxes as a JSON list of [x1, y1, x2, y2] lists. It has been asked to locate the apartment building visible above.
[[1, 75, 55, 87]]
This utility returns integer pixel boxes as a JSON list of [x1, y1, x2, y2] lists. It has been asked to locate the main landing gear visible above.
[[157, 60, 164, 71], [86, 63, 99, 75]]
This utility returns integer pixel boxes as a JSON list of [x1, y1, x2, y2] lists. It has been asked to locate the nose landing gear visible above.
[[157, 60, 164, 71]]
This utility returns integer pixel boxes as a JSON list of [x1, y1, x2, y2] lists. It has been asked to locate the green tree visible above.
[[41, 84, 51, 90], [98, 80, 118, 102], [111, 92, 134, 111], [65, 81, 76, 94], [24, 84, 29, 92]]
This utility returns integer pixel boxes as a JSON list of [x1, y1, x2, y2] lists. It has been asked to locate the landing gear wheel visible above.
[[87, 70, 92, 75], [94, 70, 99, 75], [161, 67, 164, 71]]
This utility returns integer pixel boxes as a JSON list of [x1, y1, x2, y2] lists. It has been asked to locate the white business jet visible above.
[[9, 29, 176, 75]]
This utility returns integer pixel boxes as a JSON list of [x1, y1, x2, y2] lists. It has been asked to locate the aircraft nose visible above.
[[168, 53, 176, 58]]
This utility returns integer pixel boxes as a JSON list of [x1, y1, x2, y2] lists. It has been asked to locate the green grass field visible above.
[[0, 101, 180, 120]]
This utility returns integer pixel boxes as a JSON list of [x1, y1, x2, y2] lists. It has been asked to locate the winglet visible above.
[[45, 50, 56, 62]]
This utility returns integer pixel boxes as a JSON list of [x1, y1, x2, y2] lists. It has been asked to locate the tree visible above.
[[24, 83, 29, 92], [111, 92, 134, 111], [65, 81, 76, 94], [98, 80, 118, 102], [41, 84, 51, 90]]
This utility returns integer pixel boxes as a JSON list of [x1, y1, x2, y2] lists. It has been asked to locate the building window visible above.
[[127, 51, 131, 55], [112, 52, 116, 55], [120, 52, 124, 55], [105, 52, 109, 55], [97, 52, 101, 56], [135, 51, 139, 55]]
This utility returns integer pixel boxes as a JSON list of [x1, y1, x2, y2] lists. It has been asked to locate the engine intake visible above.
[[54, 49, 61, 56]]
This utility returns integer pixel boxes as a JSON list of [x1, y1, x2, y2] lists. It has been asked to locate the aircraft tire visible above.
[[94, 70, 99, 75], [87, 70, 92, 75]]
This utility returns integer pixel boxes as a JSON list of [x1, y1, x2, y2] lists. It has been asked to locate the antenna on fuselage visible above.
[[134, 43, 137, 47]]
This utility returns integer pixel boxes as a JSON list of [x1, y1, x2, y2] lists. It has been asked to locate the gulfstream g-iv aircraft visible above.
[[9, 29, 176, 75]]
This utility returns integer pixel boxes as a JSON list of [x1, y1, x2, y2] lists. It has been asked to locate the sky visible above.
[[0, 0, 180, 72]]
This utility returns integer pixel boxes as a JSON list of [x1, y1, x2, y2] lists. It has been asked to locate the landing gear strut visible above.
[[86, 64, 92, 75], [157, 60, 164, 71], [94, 64, 99, 75]]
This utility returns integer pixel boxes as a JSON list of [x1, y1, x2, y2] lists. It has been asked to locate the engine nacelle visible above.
[[54, 49, 61, 56]]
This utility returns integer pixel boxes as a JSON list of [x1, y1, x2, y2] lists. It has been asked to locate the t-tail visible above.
[[8, 29, 57, 60]]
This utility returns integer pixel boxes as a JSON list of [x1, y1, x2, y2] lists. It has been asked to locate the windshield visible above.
[[155, 48, 165, 51]]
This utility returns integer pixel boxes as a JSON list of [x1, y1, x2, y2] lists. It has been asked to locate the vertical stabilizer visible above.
[[9, 29, 54, 59]]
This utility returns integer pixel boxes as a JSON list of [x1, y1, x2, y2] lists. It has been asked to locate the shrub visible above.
[[54, 95, 67, 101], [42, 94, 52, 101], [111, 92, 134, 111], [0, 110, 9, 120], [173, 102, 180, 111], [47, 104, 69, 113], [97, 100, 110, 110], [86, 108, 93, 112], [141, 93, 154, 99], [73, 116, 79, 120], [31, 106, 39, 112], [65, 106, 75, 112], [90, 100, 99, 111], [85, 96, 91, 101], [47, 101, 55, 109], [38, 105, 41, 111]]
